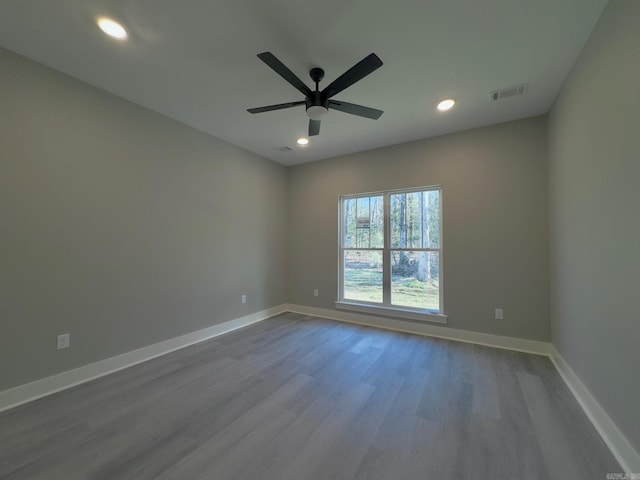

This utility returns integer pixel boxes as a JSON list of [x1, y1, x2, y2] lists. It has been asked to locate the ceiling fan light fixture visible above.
[[306, 105, 328, 121], [437, 98, 455, 111], [97, 17, 128, 40]]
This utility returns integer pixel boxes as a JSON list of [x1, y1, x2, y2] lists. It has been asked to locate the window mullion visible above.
[[354, 198, 359, 249], [382, 193, 391, 306]]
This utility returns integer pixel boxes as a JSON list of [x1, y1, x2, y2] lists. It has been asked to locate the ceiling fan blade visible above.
[[309, 119, 321, 136], [328, 100, 383, 120], [257, 52, 312, 97], [247, 101, 305, 114], [321, 53, 383, 99]]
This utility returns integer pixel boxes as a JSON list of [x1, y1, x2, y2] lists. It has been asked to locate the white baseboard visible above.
[[549, 347, 640, 474], [285, 303, 551, 355], [0, 304, 286, 413]]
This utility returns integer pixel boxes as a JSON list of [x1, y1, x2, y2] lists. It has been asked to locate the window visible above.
[[337, 186, 445, 323]]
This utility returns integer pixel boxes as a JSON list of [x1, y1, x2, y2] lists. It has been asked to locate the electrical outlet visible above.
[[241, 294, 247, 304], [314, 289, 319, 297], [495, 308, 504, 320], [57, 333, 70, 350]]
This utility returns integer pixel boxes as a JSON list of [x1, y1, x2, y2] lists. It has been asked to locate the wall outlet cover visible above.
[[57, 334, 70, 350]]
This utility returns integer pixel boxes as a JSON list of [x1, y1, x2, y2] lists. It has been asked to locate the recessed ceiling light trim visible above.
[[437, 98, 455, 112], [97, 17, 128, 40], [297, 137, 309, 146]]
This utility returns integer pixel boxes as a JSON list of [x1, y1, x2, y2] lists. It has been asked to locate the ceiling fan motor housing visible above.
[[306, 90, 329, 120]]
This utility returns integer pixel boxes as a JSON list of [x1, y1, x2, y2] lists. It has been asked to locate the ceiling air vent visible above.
[[277, 146, 293, 152], [491, 83, 529, 101]]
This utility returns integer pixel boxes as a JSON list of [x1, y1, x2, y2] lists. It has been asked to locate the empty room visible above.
[[1, 0, 638, 478]]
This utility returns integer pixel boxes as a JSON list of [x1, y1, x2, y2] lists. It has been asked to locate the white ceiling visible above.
[[0, 0, 606, 166]]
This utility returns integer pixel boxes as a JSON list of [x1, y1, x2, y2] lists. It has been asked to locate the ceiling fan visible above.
[[247, 52, 384, 137]]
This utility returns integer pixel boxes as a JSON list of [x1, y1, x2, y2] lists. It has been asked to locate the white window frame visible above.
[[335, 186, 447, 324]]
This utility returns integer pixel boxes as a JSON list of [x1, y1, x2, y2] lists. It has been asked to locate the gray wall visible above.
[[287, 116, 550, 341], [548, 0, 640, 453], [0, 48, 288, 391]]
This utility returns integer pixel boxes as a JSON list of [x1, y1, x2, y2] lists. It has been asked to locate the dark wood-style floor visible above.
[[1, 313, 619, 479]]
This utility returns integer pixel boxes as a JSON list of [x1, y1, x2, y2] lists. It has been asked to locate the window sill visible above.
[[334, 301, 448, 324]]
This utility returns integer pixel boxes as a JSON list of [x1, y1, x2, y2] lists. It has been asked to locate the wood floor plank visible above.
[[151, 374, 313, 479], [275, 382, 375, 480], [310, 376, 405, 480], [0, 314, 621, 480], [233, 396, 337, 479]]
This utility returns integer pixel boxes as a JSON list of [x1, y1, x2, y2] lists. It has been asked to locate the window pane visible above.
[[390, 193, 405, 248], [407, 191, 422, 248], [343, 198, 357, 248], [344, 250, 383, 303], [343, 195, 383, 249], [356, 197, 370, 248], [425, 190, 441, 248], [391, 251, 440, 310], [391, 190, 440, 249], [369, 196, 384, 248]]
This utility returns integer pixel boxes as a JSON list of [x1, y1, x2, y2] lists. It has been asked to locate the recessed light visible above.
[[97, 17, 128, 40], [437, 98, 455, 111], [296, 138, 309, 146]]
